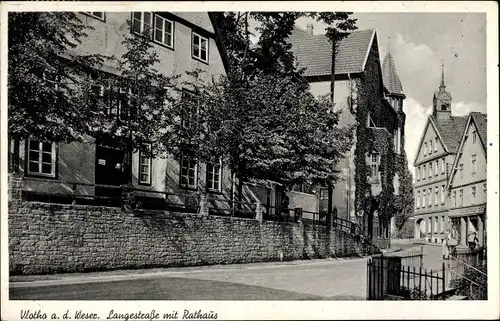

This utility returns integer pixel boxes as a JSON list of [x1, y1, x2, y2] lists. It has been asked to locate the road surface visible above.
[[10, 258, 368, 300], [9, 244, 448, 300]]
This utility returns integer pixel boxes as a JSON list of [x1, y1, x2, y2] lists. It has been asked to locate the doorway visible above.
[[95, 145, 127, 200]]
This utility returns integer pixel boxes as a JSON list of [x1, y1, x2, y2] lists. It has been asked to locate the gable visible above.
[[448, 116, 487, 188], [414, 118, 448, 165]]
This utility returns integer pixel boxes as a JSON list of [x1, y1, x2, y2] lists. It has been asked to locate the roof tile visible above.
[[287, 28, 375, 77], [470, 112, 487, 147], [432, 115, 468, 153], [382, 52, 404, 95]]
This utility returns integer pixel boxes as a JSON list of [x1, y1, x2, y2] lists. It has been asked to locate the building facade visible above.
[[446, 112, 487, 247], [288, 25, 411, 248], [9, 12, 255, 211], [412, 67, 487, 246]]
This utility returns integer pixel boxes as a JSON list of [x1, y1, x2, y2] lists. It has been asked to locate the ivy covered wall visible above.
[[352, 35, 414, 242]]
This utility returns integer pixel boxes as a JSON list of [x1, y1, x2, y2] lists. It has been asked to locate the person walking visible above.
[[448, 230, 458, 258], [467, 231, 479, 251], [442, 232, 450, 260]]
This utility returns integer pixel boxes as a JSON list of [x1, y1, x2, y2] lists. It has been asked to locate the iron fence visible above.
[[367, 258, 446, 300], [446, 246, 486, 285]]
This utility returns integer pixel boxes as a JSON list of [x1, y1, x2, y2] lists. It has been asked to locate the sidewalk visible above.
[[10, 256, 368, 288]]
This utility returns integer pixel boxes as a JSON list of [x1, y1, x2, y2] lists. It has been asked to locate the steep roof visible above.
[[430, 115, 468, 153], [287, 28, 376, 78], [446, 112, 488, 188], [470, 112, 487, 148], [382, 52, 404, 96]]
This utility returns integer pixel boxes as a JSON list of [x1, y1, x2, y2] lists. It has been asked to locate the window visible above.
[[434, 137, 438, 152], [206, 160, 222, 192], [429, 140, 433, 154], [138, 145, 152, 185], [370, 153, 379, 182], [422, 165, 426, 180], [471, 154, 477, 176], [441, 185, 445, 204], [192, 32, 208, 63], [429, 163, 432, 178], [428, 189, 431, 207], [367, 112, 376, 128], [472, 130, 477, 144], [417, 191, 420, 208], [27, 139, 56, 177], [132, 12, 153, 36], [84, 12, 105, 21], [394, 128, 401, 154], [434, 187, 439, 205], [472, 186, 476, 204], [441, 158, 445, 174], [154, 15, 173, 48], [459, 189, 463, 207], [424, 142, 427, 156], [416, 167, 420, 181], [180, 154, 198, 188], [434, 160, 438, 176], [117, 87, 135, 122], [484, 183, 487, 195], [181, 90, 198, 129], [422, 189, 426, 207], [453, 191, 456, 207], [459, 164, 464, 179]]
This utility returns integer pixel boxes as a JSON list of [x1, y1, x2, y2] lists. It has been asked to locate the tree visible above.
[[394, 163, 415, 231], [84, 21, 178, 184], [161, 12, 357, 208], [8, 12, 106, 172]]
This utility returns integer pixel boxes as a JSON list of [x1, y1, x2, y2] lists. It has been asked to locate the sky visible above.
[[292, 13, 487, 173]]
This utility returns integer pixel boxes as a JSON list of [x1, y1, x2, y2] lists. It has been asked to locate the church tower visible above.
[[382, 39, 406, 155], [433, 65, 452, 119]]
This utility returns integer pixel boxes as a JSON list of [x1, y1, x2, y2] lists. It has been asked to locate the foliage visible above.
[[8, 12, 106, 143], [83, 22, 178, 158], [394, 158, 415, 230], [161, 68, 354, 188], [191, 11, 358, 189], [398, 286, 429, 300], [451, 263, 487, 300], [393, 219, 414, 239]]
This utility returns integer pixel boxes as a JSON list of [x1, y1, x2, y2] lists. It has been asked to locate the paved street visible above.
[[10, 258, 368, 300], [9, 244, 449, 300]]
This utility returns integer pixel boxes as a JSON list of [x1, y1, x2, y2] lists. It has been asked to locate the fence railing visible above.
[[367, 258, 446, 300], [446, 246, 486, 285], [18, 179, 374, 244]]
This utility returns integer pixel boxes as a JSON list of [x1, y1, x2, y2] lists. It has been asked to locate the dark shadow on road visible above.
[[10, 276, 351, 300]]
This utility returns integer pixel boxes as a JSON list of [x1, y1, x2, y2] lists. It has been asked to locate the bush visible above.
[[393, 219, 413, 239], [450, 263, 487, 300]]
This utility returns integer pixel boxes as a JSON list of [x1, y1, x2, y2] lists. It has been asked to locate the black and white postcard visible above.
[[1, 1, 498, 320]]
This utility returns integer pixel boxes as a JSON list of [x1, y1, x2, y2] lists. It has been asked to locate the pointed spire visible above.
[[440, 63, 445, 88]]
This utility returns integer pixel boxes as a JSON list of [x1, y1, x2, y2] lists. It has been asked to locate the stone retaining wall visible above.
[[9, 201, 362, 275]]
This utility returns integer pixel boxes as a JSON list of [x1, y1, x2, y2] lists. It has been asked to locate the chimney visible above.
[[306, 24, 314, 35]]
